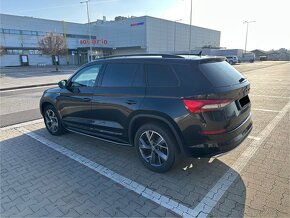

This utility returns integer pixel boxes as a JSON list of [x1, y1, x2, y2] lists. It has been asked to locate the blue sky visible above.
[[1, 0, 289, 51]]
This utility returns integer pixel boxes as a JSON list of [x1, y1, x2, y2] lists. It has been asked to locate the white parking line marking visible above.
[[0, 119, 42, 131], [247, 136, 261, 141], [192, 100, 290, 216], [250, 94, 290, 99], [252, 108, 281, 113], [16, 127, 198, 217]]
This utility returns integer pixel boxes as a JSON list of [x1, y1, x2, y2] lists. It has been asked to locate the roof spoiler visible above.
[[199, 57, 226, 64], [176, 51, 202, 57]]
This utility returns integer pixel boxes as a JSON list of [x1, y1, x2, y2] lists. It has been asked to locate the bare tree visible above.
[[38, 33, 67, 71], [0, 45, 5, 56]]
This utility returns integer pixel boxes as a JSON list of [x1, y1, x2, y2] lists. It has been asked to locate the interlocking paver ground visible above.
[[0, 129, 172, 217]]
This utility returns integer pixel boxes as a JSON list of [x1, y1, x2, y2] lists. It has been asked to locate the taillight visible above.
[[183, 99, 233, 113]]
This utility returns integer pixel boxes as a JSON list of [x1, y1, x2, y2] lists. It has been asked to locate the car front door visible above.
[[57, 64, 102, 132]]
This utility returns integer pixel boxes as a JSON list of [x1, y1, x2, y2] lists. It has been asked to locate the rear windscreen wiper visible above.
[[239, 77, 246, 83]]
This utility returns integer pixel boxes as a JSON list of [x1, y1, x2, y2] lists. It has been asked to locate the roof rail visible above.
[[99, 53, 185, 59]]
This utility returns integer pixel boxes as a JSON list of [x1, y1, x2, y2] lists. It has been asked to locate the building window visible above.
[[9, 29, 21, 34], [37, 31, 46, 36], [22, 30, 37, 36]]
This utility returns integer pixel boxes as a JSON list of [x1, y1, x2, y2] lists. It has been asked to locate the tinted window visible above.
[[71, 65, 101, 87], [199, 61, 244, 87], [147, 64, 178, 87], [101, 63, 139, 87]]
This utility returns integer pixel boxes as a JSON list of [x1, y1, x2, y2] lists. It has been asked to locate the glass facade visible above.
[[0, 28, 94, 39]]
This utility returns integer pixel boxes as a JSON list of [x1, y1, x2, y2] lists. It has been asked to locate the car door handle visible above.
[[126, 100, 137, 105], [83, 98, 91, 102]]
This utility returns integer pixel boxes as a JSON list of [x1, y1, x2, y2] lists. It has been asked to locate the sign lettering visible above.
[[80, 39, 108, 45]]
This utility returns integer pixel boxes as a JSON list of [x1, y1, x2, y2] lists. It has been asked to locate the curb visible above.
[[0, 83, 57, 91]]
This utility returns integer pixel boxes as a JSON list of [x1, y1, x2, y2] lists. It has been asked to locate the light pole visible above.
[[243, 20, 256, 53], [80, 0, 93, 62], [174, 19, 182, 54], [188, 0, 193, 54]]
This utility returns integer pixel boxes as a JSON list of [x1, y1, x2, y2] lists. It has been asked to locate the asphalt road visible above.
[[0, 85, 56, 127]]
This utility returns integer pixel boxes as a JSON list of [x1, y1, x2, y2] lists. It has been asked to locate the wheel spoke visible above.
[[150, 151, 156, 165], [46, 110, 52, 119], [145, 131, 153, 145], [155, 149, 168, 161], [156, 152, 162, 165], [156, 137, 164, 146], [156, 144, 167, 149], [139, 138, 151, 150]]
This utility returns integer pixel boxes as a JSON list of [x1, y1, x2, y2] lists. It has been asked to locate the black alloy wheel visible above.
[[44, 105, 66, 136], [135, 123, 177, 173]]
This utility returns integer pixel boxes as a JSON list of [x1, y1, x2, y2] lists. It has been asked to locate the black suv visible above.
[[40, 54, 252, 172]]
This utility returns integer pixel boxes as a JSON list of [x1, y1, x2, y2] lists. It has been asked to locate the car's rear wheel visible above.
[[43, 105, 66, 136], [134, 123, 177, 172]]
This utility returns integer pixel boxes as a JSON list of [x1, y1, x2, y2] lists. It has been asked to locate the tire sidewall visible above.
[[134, 123, 176, 173]]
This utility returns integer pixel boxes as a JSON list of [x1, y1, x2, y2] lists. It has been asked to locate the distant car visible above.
[[226, 56, 239, 65], [40, 54, 252, 172], [241, 53, 255, 63]]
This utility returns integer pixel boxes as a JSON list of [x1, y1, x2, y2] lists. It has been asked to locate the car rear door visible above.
[[90, 62, 145, 144]]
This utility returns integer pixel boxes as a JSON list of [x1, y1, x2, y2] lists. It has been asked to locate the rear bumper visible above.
[[183, 113, 253, 157]]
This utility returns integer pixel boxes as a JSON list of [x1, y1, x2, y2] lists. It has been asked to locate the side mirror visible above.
[[58, 80, 68, 89]]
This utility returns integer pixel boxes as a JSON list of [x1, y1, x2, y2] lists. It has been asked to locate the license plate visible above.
[[239, 95, 250, 108]]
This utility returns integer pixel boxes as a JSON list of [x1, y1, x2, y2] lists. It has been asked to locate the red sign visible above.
[[80, 39, 108, 45]]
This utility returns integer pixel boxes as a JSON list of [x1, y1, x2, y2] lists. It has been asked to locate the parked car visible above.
[[240, 53, 255, 63], [40, 54, 252, 172], [226, 56, 239, 65]]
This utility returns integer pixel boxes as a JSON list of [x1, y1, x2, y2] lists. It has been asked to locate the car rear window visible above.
[[199, 61, 244, 87]]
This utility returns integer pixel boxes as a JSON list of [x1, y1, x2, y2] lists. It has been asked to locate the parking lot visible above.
[[1, 62, 289, 217]]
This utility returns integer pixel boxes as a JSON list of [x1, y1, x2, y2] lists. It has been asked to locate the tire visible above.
[[229, 60, 233, 65], [43, 105, 66, 136], [134, 123, 177, 173]]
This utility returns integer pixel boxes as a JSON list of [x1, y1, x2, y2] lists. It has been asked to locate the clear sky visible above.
[[1, 0, 289, 51]]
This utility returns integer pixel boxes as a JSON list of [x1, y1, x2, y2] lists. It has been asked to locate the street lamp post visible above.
[[188, 0, 193, 54], [80, 0, 93, 62], [243, 20, 256, 53], [174, 19, 182, 54]]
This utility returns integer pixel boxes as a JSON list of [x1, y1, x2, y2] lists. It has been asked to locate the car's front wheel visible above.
[[43, 105, 66, 136], [134, 123, 177, 173]]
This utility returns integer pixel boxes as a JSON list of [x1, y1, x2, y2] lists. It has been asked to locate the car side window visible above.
[[146, 64, 179, 87], [70, 65, 102, 88], [101, 63, 141, 87]]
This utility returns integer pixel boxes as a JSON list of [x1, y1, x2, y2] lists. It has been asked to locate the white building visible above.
[[0, 14, 220, 67]]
